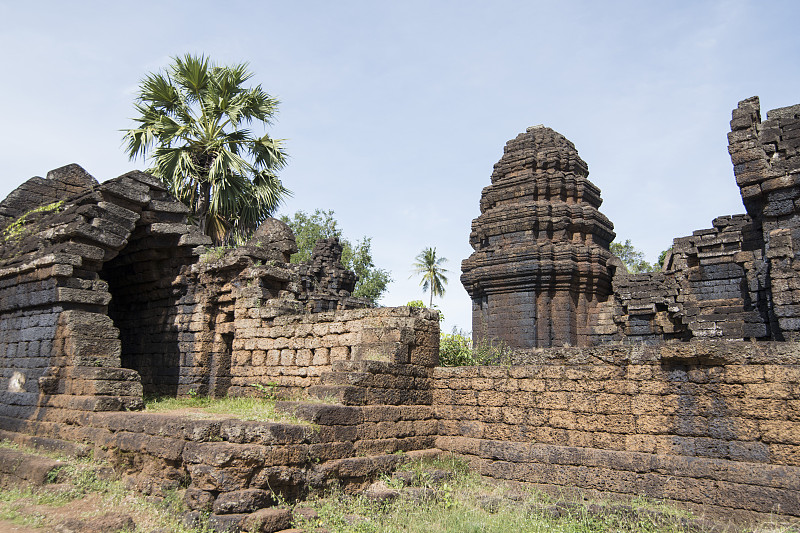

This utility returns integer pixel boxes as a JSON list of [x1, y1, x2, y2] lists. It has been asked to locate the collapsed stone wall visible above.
[[591, 97, 800, 344], [0, 165, 207, 423], [0, 161, 443, 527], [0, 388, 440, 525], [228, 307, 439, 397], [463, 97, 800, 347], [0, 163, 430, 427], [3, 99, 800, 523], [0, 343, 441, 527], [434, 341, 800, 516]]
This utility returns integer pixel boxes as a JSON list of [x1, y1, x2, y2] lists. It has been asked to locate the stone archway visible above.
[[0, 165, 209, 426]]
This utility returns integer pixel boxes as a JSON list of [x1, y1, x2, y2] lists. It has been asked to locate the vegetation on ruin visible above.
[[609, 239, 673, 274], [0, 441, 791, 533], [290, 454, 755, 533], [411, 246, 448, 308], [0, 200, 64, 244], [0, 440, 208, 532], [409, 297, 514, 367], [281, 209, 392, 304], [438, 329, 514, 366], [407, 300, 516, 366], [407, 299, 445, 322], [123, 53, 289, 246], [143, 394, 314, 425]]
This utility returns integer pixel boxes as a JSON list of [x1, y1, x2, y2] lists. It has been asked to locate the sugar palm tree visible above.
[[411, 247, 448, 308], [123, 54, 289, 245]]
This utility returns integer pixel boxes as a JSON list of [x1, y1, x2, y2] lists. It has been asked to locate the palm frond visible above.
[[250, 135, 288, 170], [139, 73, 181, 112], [172, 54, 210, 104], [122, 54, 288, 245]]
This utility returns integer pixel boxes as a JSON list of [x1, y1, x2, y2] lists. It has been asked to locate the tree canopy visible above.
[[610, 239, 671, 273], [411, 247, 448, 308], [280, 209, 392, 305], [123, 54, 289, 245]]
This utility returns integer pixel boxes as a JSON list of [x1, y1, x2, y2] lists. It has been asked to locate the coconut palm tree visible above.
[[123, 54, 289, 245], [411, 247, 448, 308]]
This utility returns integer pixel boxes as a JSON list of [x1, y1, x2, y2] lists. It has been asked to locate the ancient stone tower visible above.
[[461, 126, 616, 348]]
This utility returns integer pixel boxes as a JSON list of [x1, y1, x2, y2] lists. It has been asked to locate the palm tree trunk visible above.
[[197, 181, 211, 238]]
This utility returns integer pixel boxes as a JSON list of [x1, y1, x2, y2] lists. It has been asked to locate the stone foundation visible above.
[[434, 340, 800, 516]]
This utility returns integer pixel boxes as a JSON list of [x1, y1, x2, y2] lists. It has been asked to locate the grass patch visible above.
[[0, 440, 212, 532], [1, 442, 795, 532], [292, 455, 782, 533], [143, 394, 314, 425]]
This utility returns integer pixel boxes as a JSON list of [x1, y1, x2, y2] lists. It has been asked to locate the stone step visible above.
[[318, 448, 442, 484], [319, 371, 372, 387], [0, 428, 92, 458], [307, 385, 365, 406], [275, 401, 363, 425], [0, 446, 64, 486]]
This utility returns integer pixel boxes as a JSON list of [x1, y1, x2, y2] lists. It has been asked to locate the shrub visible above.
[[439, 329, 513, 366], [439, 331, 474, 366]]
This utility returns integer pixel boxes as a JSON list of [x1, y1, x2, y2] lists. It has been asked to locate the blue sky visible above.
[[1, 1, 798, 333]]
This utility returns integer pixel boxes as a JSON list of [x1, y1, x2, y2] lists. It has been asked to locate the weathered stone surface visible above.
[[56, 513, 135, 533], [184, 487, 216, 511], [4, 102, 800, 522], [464, 98, 800, 347], [461, 126, 615, 348], [208, 512, 247, 533], [247, 218, 298, 262], [0, 447, 62, 486], [212, 488, 273, 514], [240, 507, 292, 533]]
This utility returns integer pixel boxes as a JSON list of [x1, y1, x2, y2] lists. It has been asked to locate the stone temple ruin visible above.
[[0, 97, 798, 527], [463, 96, 800, 347]]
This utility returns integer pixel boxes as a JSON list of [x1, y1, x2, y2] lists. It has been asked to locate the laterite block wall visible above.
[[228, 307, 440, 395], [433, 341, 800, 516]]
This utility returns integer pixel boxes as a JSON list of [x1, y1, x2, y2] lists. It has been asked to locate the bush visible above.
[[439, 329, 513, 366], [439, 331, 474, 366]]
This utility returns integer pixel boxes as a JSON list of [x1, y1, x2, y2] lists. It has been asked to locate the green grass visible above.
[[143, 394, 314, 425], [2, 441, 796, 533], [0, 441, 213, 532], [292, 455, 775, 533]]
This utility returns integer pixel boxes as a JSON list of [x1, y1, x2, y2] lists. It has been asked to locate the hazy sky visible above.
[[1, 1, 798, 332]]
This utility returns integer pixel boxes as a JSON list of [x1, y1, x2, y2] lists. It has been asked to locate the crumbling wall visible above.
[[464, 98, 800, 346], [0, 162, 406, 433], [0, 165, 206, 425], [0, 355, 441, 527], [591, 98, 800, 344], [434, 341, 800, 516], [228, 307, 440, 396]]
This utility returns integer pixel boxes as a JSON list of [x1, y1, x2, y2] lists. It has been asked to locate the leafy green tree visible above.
[[411, 247, 448, 308], [280, 209, 392, 305], [610, 239, 659, 273], [123, 54, 289, 245]]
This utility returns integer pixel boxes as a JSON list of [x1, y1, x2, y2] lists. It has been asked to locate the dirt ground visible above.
[[0, 520, 39, 533], [0, 490, 154, 533]]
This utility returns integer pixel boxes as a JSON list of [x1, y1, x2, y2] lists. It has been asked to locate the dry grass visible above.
[[143, 394, 313, 425]]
